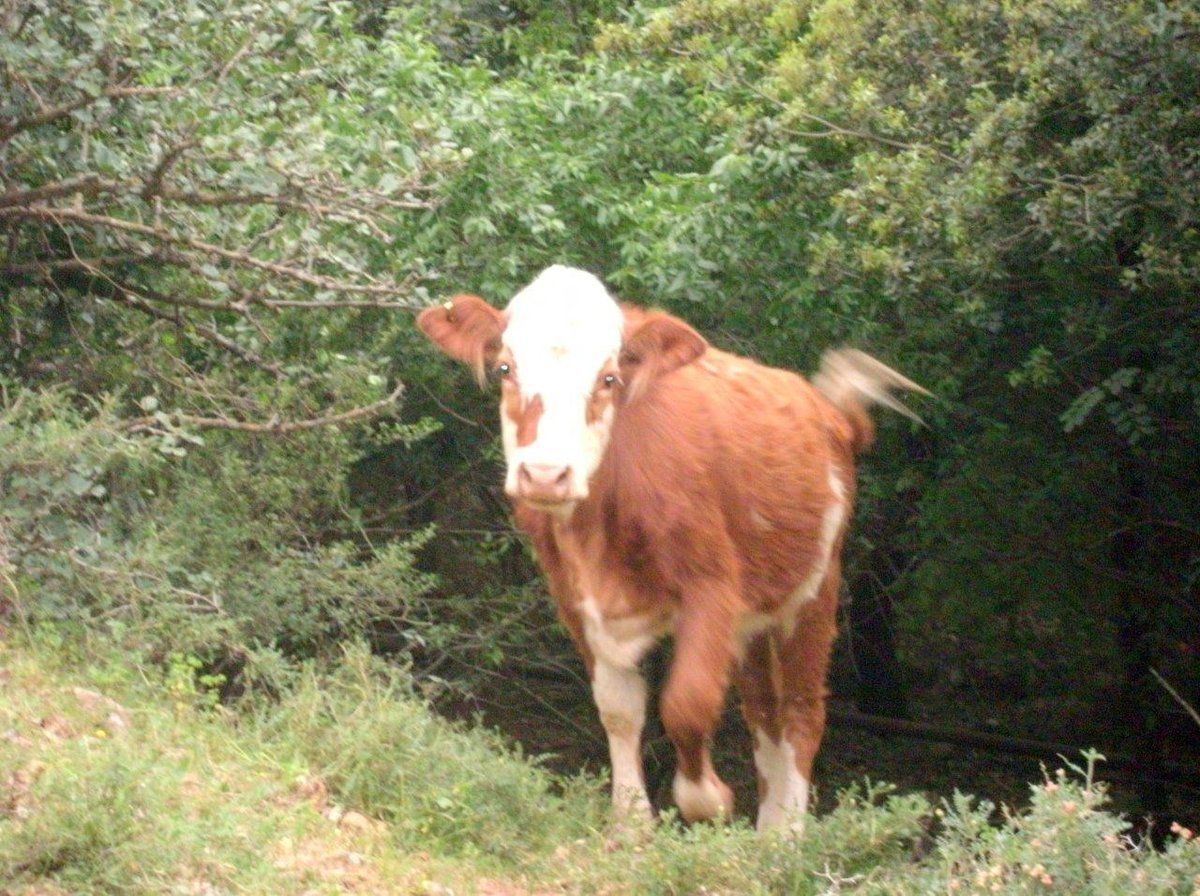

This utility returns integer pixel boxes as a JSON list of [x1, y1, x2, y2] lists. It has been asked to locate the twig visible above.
[[0, 174, 129, 210], [1, 253, 151, 275], [141, 135, 201, 201], [777, 108, 962, 166], [676, 45, 962, 167], [0, 84, 179, 143], [114, 287, 283, 374], [66, 551, 222, 613], [253, 296, 425, 310], [120, 382, 405, 434], [1151, 667, 1200, 730], [416, 380, 487, 428], [214, 31, 257, 83]]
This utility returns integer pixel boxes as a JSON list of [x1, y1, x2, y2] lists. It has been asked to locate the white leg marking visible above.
[[592, 659, 652, 818], [753, 729, 809, 832], [580, 596, 663, 818], [673, 771, 730, 822]]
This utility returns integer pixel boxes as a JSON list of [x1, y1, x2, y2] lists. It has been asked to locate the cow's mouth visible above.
[[517, 494, 580, 517]]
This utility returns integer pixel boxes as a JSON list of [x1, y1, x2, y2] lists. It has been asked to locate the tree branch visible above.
[[0, 204, 409, 296], [0, 174, 130, 210], [777, 112, 962, 166], [141, 136, 201, 201], [110, 285, 284, 375], [0, 84, 178, 143], [1150, 668, 1200, 730], [120, 381, 406, 434], [0, 253, 150, 276]]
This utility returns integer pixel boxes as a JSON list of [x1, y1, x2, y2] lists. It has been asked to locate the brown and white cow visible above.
[[417, 265, 925, 832]]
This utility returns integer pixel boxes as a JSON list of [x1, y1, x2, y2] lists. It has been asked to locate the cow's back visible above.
[[664, 348, 855, 612], [519, 346, 857, 620]]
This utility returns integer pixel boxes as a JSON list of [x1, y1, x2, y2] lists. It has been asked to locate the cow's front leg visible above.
[[562, 595, 655, 820], [591, 658, 652, 818], [661, 596, 737, 823]]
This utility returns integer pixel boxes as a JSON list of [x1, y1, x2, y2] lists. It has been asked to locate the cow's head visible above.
[[417, 265, 706, 512]]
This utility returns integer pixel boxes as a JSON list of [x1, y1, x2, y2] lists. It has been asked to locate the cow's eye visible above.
[[497, 362, 512, 378], [602, 373, 618, 388]]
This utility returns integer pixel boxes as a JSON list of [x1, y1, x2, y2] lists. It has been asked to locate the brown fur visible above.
[[418, 292, 923, 826], [514, 393, 542, 447], [416, 294, 504, 383]]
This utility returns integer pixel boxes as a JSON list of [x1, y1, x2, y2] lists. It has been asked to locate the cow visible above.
[[417, 265, 926, 832]]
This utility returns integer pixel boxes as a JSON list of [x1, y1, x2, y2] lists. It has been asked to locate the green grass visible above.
[[2, 631, 1197, 895]]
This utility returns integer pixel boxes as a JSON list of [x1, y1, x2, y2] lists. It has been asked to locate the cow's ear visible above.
[[417, 294, 505, 384], [618, 310, 707, 402]]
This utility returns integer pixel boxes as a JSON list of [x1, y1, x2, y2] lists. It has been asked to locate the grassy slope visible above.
[[2, 632, 1197, 895]]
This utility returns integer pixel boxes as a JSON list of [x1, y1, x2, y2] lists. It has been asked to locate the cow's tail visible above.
[[813, 349, 929, 452]]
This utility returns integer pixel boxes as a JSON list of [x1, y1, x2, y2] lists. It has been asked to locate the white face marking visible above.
[[500, 266, 624, 503], [752, 729, 809, 833]]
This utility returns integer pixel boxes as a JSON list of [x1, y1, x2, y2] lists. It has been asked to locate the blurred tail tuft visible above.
[[813, 349, 929, 451]]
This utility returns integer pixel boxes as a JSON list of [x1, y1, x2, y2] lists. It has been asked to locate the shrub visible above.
[[0, 381, 442, 695]]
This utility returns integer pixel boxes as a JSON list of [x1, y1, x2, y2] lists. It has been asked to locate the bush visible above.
[[0, 381, 444, 696]]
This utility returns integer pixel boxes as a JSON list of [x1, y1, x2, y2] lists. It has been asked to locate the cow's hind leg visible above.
[[734, 631, 800, 831], [766, 574, 840, 833]]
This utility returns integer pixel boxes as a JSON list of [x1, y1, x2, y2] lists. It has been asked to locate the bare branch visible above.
[[66, 551, 223, 614], [141, 136, 201, 201], [0, 204, 408, 296], [0, 174, 132, 210], [775, 108, 963, 167], [0, 252, 151, 276], [109, 283, 284, 375], [0, 84, 178, 143], [1, 250, 425, 313], [10, 2, 38, 41], [121, 381, 406, 434], [255, 297, 424, 309], [213, 32, 257, 83], [152, 187, 431, 237], [685, 49, 964, 168], [26, 235, 285, 375], [1151, 668, 1200, 730], [416, 380, 487, 429]]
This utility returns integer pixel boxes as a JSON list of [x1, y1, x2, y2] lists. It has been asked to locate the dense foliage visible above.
[[593, 0, 1200, 816], [2, 0, 1197, 841]]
